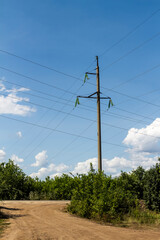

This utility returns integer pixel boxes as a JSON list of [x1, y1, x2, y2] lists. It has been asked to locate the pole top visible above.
[[96, 56, 99, 67]]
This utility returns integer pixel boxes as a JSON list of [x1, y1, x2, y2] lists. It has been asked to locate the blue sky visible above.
[[0, 0, 160, 178]]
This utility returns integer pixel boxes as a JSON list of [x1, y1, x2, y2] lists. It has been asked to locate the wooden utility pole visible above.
[[96, 56, 102, 171], [76, 56, 112, 172]]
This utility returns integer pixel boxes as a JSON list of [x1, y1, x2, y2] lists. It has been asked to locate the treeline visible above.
[[0, 160, 160, 223], [0, 160, 75, 200]]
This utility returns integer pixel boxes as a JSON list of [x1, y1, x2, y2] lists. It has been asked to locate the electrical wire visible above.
[[101, 31, 160, 71], [108, 63, 160, 90], [0, 66, 79, 96], [99, 8, 160, 57], [1, 77, 160, 125], [2, 90, 159, 141], [0, 113, 131, 150], [100, 84, 160, 108], [1, 91, 154, 126], [2, 60, 160, 111], [0, 50, 82, 81]]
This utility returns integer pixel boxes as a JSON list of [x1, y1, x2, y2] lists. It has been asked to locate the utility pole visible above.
[[76, 56, 112, 171], [96, 56, 102, 171]]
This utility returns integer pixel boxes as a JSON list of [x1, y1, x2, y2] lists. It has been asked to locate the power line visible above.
[[102, 31, 160, 71], [2, 56, 160, 161], [0, 50, 83, 82], [16, 62, 96, 159], [0, 77, 75, 103], [2, 62, 160, 142], [2, 69, 160, 119], [1, 79, 159, 126], [64, 101, 160, 165], [2, 60, 160, 110], [100, 8, 160, 57], [51, 122, 96, 161], [15, 94, 153, 160], [1, 66, 160, 124], [0, 77, 98, 114], [0, 6, 159, 84], [48, 112, 160, 162], [0, 66, 79, 96], [2, 82, 155, 126], [2, 67, 160, 157], [108, 63, 160, 89], [102, 98, 160, 158], [0, 113, 131, 150], [113, 106, 158, 122], [1, 96, 159, 154], [1, 91, 151, 131], [1, 53, 100, 158], [0, 56, 99, 159], [100, 84, 160, 108]]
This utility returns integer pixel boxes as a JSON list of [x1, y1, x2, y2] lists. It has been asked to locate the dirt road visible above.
[[0, 201, 160, 240]]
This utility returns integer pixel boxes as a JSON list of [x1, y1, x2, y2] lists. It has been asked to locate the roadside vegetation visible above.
[[0, 159, 160, 227]]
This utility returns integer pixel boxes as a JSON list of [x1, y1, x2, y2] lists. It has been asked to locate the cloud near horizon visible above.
[[0, 149, 6, 161], [31, 150, 48, 167], [29, 118, 160, 179], [30, 163, 69, 178], [11, 154, 24, 163]]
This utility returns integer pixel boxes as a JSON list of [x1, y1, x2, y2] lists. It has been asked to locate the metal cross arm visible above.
[[78, 92, 111, 100], [85, 72, 96, 75]]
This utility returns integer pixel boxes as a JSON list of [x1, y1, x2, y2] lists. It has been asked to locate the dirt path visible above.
[[0, 201, 160, 240]]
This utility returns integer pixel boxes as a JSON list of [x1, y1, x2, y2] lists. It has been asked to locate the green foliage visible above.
[[0, 160, 34, 200], [68, 162, 160, 223], [143, 162, 160, 211], [129, 207, 160, 225], [0, 159, 160, 225], [68, 165, 137, 221]]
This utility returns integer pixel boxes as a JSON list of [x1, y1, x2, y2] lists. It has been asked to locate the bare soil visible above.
[[0, 201, 160, 240]]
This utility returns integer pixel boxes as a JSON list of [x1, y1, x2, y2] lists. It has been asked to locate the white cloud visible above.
[[30, 153, 159, 179], [6, 87, 29, 93], [127, 152, 158, 170], [16, 131, 22, 138], [0, 149, 6, 161], [30, 162, 69, 179], [30, 118, 160, 179], [71, 155, 159, 176], [72, 158, 97, 175], [11, 154, 24, 163], [123, 118, 160, 153], [0, 81, 36, 116], [31, 150, 48, 167], [72, 157, 127, 175], [54, 163, 70, 173], [50, 172, 62, 178], [30, 167, 49, 178]]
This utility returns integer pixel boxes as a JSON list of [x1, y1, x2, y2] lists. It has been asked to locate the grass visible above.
[[0, 219, 4, 235], [0, 219, 10, 237], [117, 207, 160, 229], [67, 203, 160, 229], [0, 210, 10, 237]]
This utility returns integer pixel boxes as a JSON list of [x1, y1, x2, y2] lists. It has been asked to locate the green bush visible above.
[[0, 159, 160, 225], [68, 165, 137, 222], [143, 163, 160, 211]]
